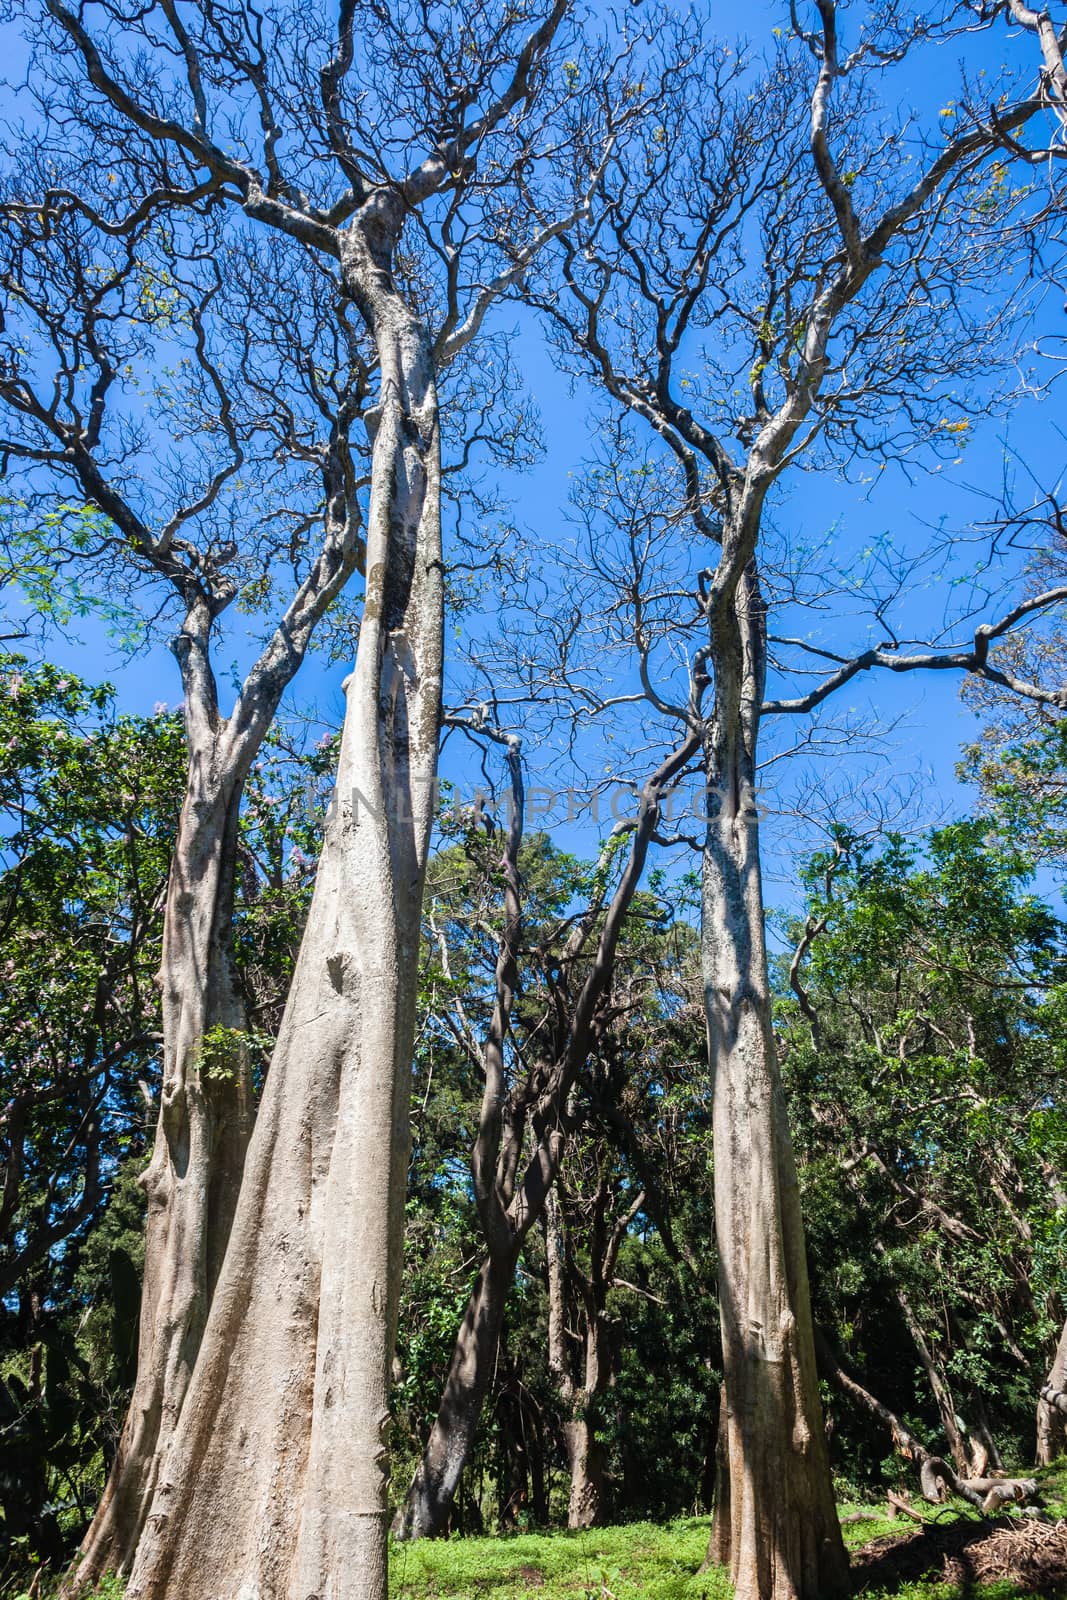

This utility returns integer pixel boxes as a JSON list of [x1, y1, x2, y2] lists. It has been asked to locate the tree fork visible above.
[[125, 219, 443, 1600]]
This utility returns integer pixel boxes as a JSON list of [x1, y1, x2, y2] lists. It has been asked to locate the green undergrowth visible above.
[[1035, 1455, 1067, 1516], [27, 1460, 1067, 1600], [387, 1461, 1067, 1600], [389, 1516, 724, 1600], [385, 1514, 1020, 1600], [10, 1578, 124, 1600]]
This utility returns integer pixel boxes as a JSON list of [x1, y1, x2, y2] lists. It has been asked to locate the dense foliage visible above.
[[782, 823, 1067, 1482], [0, 669, 1065, 1592], [0, 658, 183, 1586]]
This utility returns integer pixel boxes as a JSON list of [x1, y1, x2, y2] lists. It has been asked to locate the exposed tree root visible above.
[[816, 1331, 1041, 1515], [918, 1456, 1038, 1513]]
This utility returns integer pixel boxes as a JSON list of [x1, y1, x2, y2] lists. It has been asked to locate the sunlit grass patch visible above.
[[389, 1516, 723, 1599], [387, 1464, 1067, 1600]]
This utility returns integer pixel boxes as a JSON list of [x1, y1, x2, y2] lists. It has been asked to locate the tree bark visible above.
[[68, 697, 256, 1590], [124, 198, 443, 1600], [564, 1414, 606, 1529], [703, 558, 848, 1600], [1037, 1315, 1067, 1465], [545, 1181, 620, 1530], [69, 505, 363, 1592]]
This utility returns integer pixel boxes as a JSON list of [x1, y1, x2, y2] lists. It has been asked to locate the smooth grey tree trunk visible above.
[[69, 524, 362, 1596], [704, 808, 846, 1600], [702, 559, 848, 1600], [68, 697, 256, 1591], [125, 200, 442, 1600]]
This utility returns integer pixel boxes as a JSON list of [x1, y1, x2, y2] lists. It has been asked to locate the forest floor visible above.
[[388, 1460, 1067, 1600]]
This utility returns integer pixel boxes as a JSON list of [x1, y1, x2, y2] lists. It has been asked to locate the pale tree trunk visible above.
[[69, 523, 363, 1592], [125, 199, 443, 1600], [396, 1248, 516, 1540], [565, 1416, 606, 1530], [69, 633, 256, 1592], [703, 558, 848, 1600], [1037, 1315, 1067, 1465]]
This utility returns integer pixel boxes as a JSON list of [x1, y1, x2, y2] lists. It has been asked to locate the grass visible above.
[[386, 1460, 1067, 1600], [16, 1461, 1067, 1600], [389, 1516, 725, 1600]]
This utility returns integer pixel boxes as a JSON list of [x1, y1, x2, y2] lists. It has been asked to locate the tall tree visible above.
[[0, 679, 332, 1589], [7, 1, 630, 1592], [521, 7, 1067, 1594], [0, 201, 372, 1584], [1, 1, 617, 1586]]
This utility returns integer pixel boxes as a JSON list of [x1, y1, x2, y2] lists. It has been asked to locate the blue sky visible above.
[[2, 0, 1066, 911]]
